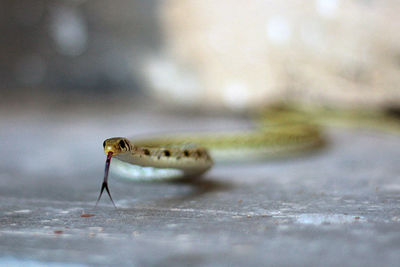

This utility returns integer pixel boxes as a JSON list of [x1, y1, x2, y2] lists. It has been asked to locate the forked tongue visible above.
[[96, 152, 117, 208]]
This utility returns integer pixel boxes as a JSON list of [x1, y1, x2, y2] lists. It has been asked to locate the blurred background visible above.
[[1, 0, 399, 111], [1, 1, 400, 266]]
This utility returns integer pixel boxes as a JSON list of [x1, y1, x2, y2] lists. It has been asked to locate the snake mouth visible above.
[[104, 146, 115, 155], [96, 151, 117, 208]]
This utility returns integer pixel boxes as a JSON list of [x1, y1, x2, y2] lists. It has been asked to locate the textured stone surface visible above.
[[0, 107, 399, 266]]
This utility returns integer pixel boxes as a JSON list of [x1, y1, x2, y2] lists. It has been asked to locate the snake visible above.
[[96, 105, 400, 207]]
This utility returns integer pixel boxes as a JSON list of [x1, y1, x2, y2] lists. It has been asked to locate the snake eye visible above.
[[119, 140, 126, 149], [103, 141, 106, 148]]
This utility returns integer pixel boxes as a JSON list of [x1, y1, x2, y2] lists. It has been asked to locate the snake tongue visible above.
[[96, 152, 116, 208]]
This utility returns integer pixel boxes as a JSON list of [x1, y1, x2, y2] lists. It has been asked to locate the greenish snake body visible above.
[[96, 105, 399, 206]]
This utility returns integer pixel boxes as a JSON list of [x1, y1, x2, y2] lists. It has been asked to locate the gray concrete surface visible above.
[[0, 107, 399, 266]]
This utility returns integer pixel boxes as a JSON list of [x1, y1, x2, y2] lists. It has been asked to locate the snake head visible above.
[[103, 137, 132, 156], [98, 137, 133, 208]]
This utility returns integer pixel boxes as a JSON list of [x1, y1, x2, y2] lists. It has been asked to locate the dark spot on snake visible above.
[[119, 140, 126, 149], [143, 149, 150, 155], [163, 150, 171, 157], [183, 150, 190, 157], [385, 105, 400, 120]]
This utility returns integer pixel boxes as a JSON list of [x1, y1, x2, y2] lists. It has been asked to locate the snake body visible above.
[[96, 105, 399, 206], [107, 138, 214, 177]]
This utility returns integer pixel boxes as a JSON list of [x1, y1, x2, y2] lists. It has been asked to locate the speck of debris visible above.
[[54, 230, 63, 234], [81, 214, 96, 218]]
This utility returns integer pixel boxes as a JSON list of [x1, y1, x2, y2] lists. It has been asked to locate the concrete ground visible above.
[[0, 105, 399, 266]]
